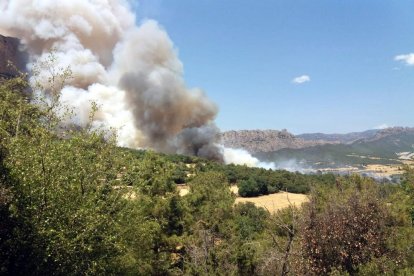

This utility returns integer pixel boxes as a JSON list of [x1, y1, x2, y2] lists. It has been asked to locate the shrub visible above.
[[238, 177, 267, 197]]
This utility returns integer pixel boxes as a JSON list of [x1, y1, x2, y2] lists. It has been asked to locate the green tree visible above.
[[0, 57, 126, 274], [238, 177, 267, 197], [183, 172, 236, 274], [116, 151, 186, 275], [233, 202, 269, 275]]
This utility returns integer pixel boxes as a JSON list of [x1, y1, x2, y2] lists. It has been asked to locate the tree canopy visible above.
[[1, 66, 414, 275]]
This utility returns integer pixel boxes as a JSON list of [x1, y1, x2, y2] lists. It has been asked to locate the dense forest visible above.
[[2, 72, 414, 275]]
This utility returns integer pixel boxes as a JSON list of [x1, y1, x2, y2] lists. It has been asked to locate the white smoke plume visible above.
[[0, 0, 225, 160], [221, 146, 315, 173], [221, 147, 276, 169], [1, 0, 284, 167]]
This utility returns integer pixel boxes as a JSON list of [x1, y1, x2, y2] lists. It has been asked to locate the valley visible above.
[[223, 127, 414, 179]]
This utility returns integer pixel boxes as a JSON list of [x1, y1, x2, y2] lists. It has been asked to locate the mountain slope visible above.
[[297, 129, 379, 144], [255, 130, 414, 168], [220, 129, 336, 153]]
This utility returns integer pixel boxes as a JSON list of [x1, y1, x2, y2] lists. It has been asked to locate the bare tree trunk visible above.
[[281, 228, 294, 276]]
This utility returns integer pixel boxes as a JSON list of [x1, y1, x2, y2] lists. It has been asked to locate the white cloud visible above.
[[394, 53, 414, 66], [292, 75, 310, 84], [374, 124, 389, 130]]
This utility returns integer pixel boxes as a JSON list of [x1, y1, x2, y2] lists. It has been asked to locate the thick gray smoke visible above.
[[0, 0, 223, 160]]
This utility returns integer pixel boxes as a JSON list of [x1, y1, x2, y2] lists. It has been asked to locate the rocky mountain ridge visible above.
[[220, 129, 337, 153], [0, 34, 27, 80], [221, 127, 414, 154]]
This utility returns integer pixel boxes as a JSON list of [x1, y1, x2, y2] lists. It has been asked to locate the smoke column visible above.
[[0, 0, 278, 167], [0, 0, 224, 160]]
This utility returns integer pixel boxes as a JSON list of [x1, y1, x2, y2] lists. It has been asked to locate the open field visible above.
[[318, 163, 406, 178], [231, 185, 309, 213], [178, 185, 309, 213], [235, 192, 309, 213], [364, 164, 404, 177]]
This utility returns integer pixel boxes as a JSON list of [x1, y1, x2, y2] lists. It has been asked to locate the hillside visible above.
[[256, 129, 414, 168], [0, 34, 27, 80], [297, 129, 379, 144], [2, 70, 414, 275], [220, 129, 334, 153], [222, 128, 414, 165]]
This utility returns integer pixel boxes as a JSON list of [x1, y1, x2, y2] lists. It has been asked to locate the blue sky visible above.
[[135, 0, 414, 134]]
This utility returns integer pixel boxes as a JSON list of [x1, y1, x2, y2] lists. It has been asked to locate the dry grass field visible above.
[[364, 164, 404, 177], [178, 185, 309, 213], [231, 185, 309, 213], [318, 163, 407, 178], [234, 192, 309, 213]]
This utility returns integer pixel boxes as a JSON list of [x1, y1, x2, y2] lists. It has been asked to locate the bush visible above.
[[301, 182, 391, 275], [238, 177, 267, 197]]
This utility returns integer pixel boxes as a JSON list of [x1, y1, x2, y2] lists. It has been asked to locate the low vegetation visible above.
[[2, 74, 414, 275], [155, 152, 336, 197]]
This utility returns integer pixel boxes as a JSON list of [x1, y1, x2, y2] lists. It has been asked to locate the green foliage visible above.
[[234, 202, 268, 240], [225, 166, 334, 197], [185, 171, 235, 230], [238, 177, 266, 197], [401, 166, 414, 223], [0, 61, 126, 274], [1, 60, 414, 274], [182, 172, 238, 274], [113, 151, 187, 275], [4, 126, 125, 274], [0, 77, 43, 142]]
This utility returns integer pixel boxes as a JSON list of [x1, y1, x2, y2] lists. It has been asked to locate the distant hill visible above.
[[222, 127, 414, 168], [255, 128, 414, 168], [297, 129, 379, 144], [220, 129, 336, 153]]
